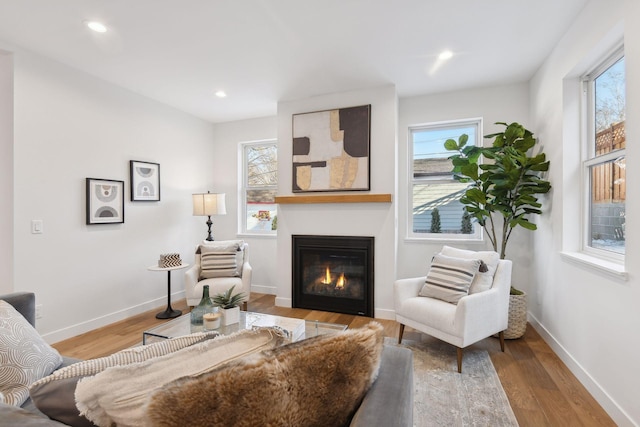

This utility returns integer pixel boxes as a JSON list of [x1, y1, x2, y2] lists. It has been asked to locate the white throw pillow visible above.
[[419, 254, 481, 304], [0, 300, 63, 406], [440, 245, 500, 294]]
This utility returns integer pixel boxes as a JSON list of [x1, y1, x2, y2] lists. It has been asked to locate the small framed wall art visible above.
[[86, 178, 125, 225], [130, 160, 160, 201]]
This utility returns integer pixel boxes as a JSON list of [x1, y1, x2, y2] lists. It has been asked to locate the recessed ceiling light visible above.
[[439, 50, 453, 61], [215, 90, 227, 98], [85, 21, 107, 33]]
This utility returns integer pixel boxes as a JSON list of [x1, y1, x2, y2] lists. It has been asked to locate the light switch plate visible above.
[[31, 220, 43, 234]]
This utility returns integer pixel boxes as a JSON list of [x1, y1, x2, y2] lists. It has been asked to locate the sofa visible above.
[[0, 292, 414, 427]]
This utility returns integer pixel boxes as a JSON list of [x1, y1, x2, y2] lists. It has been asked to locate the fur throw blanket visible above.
[[145, 321, 385, 427]]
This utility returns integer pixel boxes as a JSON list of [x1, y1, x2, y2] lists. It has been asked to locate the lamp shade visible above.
[[193, 192, 226, 216]]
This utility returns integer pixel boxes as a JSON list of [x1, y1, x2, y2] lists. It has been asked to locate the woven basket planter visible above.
[[504, 292, 527, 339]]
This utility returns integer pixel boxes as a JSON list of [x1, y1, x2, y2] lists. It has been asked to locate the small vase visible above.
[[221, 306, 240, 326], [191, 285, 216, 328]]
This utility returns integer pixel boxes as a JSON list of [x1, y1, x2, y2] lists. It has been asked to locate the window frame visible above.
[[581, 47, 625, 262], [407, 118, 483, 241], [238, 139, 278, 237]]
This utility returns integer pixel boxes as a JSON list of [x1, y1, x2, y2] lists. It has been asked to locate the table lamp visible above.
[[192, 192, 226, 241]]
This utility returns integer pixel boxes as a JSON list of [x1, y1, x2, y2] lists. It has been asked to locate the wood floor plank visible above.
[[51, 293, 615, 426]]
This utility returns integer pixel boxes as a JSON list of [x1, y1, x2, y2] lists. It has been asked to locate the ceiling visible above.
[[0, 0, 588, 124]]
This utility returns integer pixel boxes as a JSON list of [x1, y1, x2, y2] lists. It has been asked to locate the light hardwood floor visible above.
[[51, 293, 615, 427]]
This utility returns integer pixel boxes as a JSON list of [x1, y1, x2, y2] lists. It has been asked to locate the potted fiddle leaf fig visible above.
[[213, 285, 246, 326], [445, 122, 551, 338]]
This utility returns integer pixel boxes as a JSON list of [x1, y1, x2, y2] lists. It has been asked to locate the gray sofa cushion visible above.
[[0, 402, 68, 427], [349, 345, 414, 427]]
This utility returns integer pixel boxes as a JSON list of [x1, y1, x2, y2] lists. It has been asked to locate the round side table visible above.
[[148, 263, 189, 319]]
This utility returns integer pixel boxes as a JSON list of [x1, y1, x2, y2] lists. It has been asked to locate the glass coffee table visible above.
[[143, 311, 348, 345]]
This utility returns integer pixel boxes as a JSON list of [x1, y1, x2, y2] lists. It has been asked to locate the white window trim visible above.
[[579, 47, 625, 264], [406, 117, 483, 242], [237, 139, 277, 237]]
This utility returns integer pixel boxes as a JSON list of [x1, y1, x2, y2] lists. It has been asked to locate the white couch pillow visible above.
[[440, 245, 500, 294]]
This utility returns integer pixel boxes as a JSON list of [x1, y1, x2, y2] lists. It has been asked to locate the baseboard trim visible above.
[[374, 308, 395, 320], [41, 291, 185, 344], [251, 284, 276, 295], [275, 296, 292, 308], [528, 314, 633, 426]]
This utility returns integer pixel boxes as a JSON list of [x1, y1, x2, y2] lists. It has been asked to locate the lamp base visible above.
[[205, 216, 214, 241]]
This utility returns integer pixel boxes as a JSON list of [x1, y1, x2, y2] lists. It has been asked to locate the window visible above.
[[409, 119, 481, 239], [240, 140, 277, 235], [583, 51, 625, 257]]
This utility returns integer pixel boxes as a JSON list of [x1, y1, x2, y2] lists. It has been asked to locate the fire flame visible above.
[[335, 273, 346, 289], [321, 266, 332, 284]]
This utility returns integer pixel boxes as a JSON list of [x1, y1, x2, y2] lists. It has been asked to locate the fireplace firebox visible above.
[[292, 235, 374, 317]]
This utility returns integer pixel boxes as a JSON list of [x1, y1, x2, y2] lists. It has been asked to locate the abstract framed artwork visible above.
[[292, 104, 371, 192], [86, 178, 125, 225], [130, 160, 160, 201]]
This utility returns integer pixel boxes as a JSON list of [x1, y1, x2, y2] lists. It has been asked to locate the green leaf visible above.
[[465, 188, 486, 204], [444, 138, 458, 151], [451, 156, 469, 166], [460, 163, 479, 180]]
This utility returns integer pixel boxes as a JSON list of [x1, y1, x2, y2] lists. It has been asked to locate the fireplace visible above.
[[292, 235, 374, 317]]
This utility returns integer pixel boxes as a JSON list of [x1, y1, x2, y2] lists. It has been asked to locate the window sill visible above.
[[404, 236, 484, 244], [560, 251, 628, 281], [237, 233, 277, 239]]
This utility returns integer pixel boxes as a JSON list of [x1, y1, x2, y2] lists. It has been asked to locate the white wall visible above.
[[10, 48, 215, 342], [0, 51, 13, 295], [397, 84, 531, 284], [210, 116, 278, 294], [529, 1, 638, 425], [275, 85, 398, 319]]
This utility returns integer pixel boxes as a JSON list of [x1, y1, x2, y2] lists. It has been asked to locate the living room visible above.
[[1, 1, 638, 426]]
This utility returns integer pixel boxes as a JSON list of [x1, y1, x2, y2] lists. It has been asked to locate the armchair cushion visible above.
[[440, 246, 500, 294], [419, 254, 481, 304], [0, 301, 63, 407]]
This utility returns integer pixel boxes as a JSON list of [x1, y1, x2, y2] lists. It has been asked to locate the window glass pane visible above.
[[246, 189, 277, 232], [594, 57, 625, 155], [410, 121, 480, 239], [589, 156, 625, 254], [412, 182, 471, 234], [247, 145, 277, 187], [412, 125, 476, 178]]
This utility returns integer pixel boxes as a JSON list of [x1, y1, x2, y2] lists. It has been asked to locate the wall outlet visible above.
[[36, 304, 43, 319]]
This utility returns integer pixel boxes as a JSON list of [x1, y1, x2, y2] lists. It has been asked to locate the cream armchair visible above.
[[394, 248, 512, 373], [185, 241, 252, 307]]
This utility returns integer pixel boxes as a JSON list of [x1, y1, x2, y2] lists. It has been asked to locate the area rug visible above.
[[386, 337, 519, 426]]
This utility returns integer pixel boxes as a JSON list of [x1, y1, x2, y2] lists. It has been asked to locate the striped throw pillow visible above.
[[419, 254, 481, 304], [200, 246, 240, 279]]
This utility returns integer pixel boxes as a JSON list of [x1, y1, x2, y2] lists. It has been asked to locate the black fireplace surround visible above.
[[292, 235, 374, 317]]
